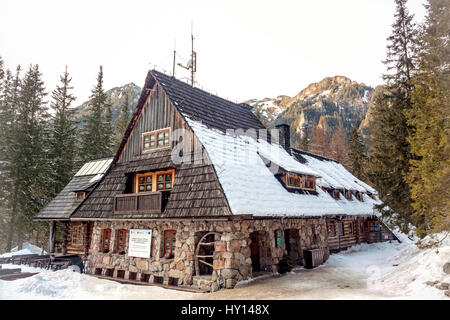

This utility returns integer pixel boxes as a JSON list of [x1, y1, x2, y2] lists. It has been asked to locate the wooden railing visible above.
[[114, 192, 162, 214]]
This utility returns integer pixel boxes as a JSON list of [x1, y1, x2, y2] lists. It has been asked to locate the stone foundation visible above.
[[82, 217, 329, 291]]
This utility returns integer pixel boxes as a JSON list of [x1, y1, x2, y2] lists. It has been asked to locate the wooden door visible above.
[[249, 232, 260, 271]]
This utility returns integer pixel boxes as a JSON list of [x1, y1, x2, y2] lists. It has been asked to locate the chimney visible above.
[[275, 124, 291, 154]]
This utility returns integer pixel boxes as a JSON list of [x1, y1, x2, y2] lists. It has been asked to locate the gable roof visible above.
[[36, 158, 113, 220], [75, 70, 381, 219]]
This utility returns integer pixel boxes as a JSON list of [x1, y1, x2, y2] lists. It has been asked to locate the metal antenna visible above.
[[177, 21, 197, 86], [172, 38, 176, 77]]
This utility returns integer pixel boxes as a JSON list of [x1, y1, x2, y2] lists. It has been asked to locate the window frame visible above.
[[337, 222, 344, 236], [163, 230, 177, 258], [71, 224, 84, 246], [345, 190, 353, 200], [332, 189, 341, 200], [101, 228, 112, 253], [116, 229, 127, 253], [134, 169, 175, 193], [142, 127, 171, 152], [75, 191, 85, 201], [274, 229, 283, 248], [356, 192, 364, 202], [285, 173, 316, 191], [327, 222, 336, 237]]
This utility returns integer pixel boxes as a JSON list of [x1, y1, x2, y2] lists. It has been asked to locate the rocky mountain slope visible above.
[[73, 77, 374, 148], [73, 83, 141, 126], [246, 76, 374, 147]]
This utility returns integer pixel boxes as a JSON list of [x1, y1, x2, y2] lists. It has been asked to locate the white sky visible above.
[[0, 0, 427, 105]]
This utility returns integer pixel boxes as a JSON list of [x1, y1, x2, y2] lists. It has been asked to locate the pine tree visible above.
[[367, 0, 418, 232], [10, 64, 50, 249], [113, 91, 131, 152], [79, 66, 112, 161], [347, 126, 368, 180], [405, 0, 450, 237], [2, 66, 22, 251], [48, 66, 78, 195]]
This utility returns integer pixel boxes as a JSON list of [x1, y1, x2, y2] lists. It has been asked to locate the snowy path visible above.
[[1, 236, 449, 300]]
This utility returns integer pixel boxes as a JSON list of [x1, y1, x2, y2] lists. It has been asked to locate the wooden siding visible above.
[[73, 82, 232, 219], [120, 83, 193, 163]]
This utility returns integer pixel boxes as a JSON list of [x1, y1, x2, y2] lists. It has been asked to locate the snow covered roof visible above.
[[186, 118, 380, 217], [292, 150, 377, 194]]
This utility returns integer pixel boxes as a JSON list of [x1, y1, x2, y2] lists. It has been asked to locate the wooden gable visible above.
[[72, 72, 232, 219]]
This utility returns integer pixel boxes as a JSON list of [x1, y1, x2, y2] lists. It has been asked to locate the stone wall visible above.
[[81, 217, 329, 292]]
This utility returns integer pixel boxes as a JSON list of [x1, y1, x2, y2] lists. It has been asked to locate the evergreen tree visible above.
[[2, 66, 22, 251], [48, 66, 77, 195], [367, 0, 418, 232], [79, 66, 112, 161], [113, 91, 131, 152], [406, 0, 450, 237], [10, 64, 50, 249], [347, 126, 368, 180]]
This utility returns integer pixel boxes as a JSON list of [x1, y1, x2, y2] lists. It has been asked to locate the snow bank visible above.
[[0, 243, 45, 258], [328, 232, 450, 299], [0, 268, 197, 300]]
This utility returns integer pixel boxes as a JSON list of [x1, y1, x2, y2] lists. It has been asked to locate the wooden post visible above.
[[48, 221, 56, 254]]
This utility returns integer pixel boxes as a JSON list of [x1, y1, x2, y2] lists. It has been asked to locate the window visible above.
[[346, 222, 354, 235], [285, 173, 316, 191], [332, 189, 340, 200], [328, 223, 336, 237], [136, 173, 153, 193], [71, 225, 83, 246], [156, 172, 173, 191], [101, 228, 111, 252], [356, 192, 364, 202], [337, 223, 344, 236], [368, 221, 379, 232], [164, 230, 176, 258], [116, 229, 127, 253], [75, 191, 85, 201], [345, 190, 353, 200], [135, 170, 175, 193], [274, 230, 283, 248], [142, 128, 170, 152]]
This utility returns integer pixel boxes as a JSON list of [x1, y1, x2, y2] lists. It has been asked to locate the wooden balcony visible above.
[[114, 192, 163, 214]]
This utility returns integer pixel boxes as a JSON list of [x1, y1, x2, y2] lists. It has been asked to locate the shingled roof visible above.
[[36, 158, 113, 220]]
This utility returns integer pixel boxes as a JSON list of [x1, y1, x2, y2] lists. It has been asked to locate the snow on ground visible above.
[[0, 242, 45, 258], [1, 234, 449, 299]]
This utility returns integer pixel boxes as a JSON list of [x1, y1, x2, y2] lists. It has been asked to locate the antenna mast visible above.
[[177, 22, 197, 86]]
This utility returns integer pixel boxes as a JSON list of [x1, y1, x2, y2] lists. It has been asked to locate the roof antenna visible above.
[[172, 37, 176, 77], [177, 21, 197, 86]]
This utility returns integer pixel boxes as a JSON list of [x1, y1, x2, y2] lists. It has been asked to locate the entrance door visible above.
[[284, 230, 291, 253], [249, 232, 260, 271]]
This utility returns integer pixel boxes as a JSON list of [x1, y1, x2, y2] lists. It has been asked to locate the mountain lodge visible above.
[[35, 70, 395, 292]]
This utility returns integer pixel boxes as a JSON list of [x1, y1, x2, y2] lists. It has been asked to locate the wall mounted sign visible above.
[[128, 229, 152, 258]]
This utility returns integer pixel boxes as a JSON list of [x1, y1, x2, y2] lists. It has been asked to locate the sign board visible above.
[[128, 229, 152, 258]]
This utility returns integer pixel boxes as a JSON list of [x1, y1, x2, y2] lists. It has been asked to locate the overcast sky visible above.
[[1, 0, 427, 105]]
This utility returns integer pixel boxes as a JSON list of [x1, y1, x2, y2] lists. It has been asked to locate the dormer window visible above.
[[345, 190, 353, 200], [332, 189, 340, 200], [142, 128, 170, 152], [356, 192, 364, 202], [75, 191, 85, 201], [135, 169, 175, 193], [285, 173, 316, 191]]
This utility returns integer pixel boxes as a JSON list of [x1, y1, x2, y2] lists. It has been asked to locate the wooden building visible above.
[[36, 70, 394, 291]]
